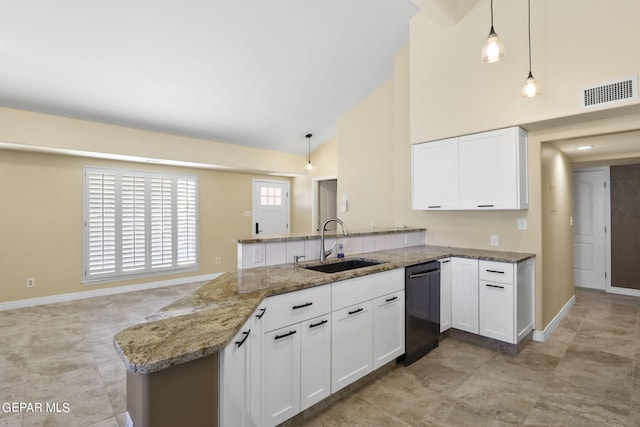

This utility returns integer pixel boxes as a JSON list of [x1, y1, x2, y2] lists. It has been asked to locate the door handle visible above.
[[255, 222, 259, 234], [235, 329, 251, 348]]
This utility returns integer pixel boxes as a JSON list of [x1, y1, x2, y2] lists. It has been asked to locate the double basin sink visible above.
[[303, 258, 384, 274]]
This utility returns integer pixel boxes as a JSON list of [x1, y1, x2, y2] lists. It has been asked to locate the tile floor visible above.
[[1, 286, 640, 426]]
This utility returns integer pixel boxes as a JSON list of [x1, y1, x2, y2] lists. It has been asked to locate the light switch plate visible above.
[[517, 218, 528, 230], [490, 235, 499, 247]]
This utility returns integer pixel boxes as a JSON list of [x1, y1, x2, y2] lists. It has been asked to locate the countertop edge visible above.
[[236, 227, 426, 243], [114, 245, 535, 374]]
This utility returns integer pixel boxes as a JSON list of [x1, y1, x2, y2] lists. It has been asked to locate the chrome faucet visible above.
[[320, 218, 348, 261]]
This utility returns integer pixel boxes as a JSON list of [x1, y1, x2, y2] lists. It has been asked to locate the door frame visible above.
[[573, 166, 621, 295], [312, 175, 338, 233], [252, 178, 290, 235]]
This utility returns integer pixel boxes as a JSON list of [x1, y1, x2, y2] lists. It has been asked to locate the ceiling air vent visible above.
[[581, 76, 638, 109]]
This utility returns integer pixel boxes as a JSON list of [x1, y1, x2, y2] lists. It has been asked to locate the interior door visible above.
[[573, 169, 607, 290], [318, 179, 337, 232], [252, 180, 290, 235]]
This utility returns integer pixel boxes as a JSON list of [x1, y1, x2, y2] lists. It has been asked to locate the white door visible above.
[[252, 180, 290, 235], [573, 169, 607, 290], [451, 258, 479, 334]]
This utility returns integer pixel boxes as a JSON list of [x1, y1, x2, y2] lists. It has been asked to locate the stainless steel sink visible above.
[[303, 258, 384, 274]]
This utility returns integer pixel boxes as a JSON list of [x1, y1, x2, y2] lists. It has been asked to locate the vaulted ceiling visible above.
[[0, 1, 418, 154]]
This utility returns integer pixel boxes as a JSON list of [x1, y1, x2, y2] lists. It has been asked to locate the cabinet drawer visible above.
[[479, 261, 514, 285], [264, 285, 331, 332], [332, 269, 404, 312]]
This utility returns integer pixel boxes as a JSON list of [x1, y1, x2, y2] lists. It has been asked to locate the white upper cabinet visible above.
[[411, 127, 528, 211], [412, 138, 459, 210], [458, 127, 528, 210]]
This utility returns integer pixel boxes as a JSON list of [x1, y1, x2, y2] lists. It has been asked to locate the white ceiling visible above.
[[0, 0, 418, 154]]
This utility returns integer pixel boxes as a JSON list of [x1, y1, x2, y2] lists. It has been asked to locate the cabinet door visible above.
[[373, 291, 405, 369], [412, 138, 459, 210], [248, 306, 266, 427], [458, 127, 526, 210], [331, 301, 373, 393], [219, 318, 251, 427], [479, 281, 515, 343], [300, 315, 331, 411], [451, 258, 479, 333], [440, 258, 452, 332], [263, 324, 301, 427]]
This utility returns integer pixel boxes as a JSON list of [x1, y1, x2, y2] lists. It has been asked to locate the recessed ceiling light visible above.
[[577, 145, 593, 151]]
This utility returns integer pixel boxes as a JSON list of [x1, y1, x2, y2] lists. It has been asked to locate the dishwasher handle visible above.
[[408, 269, 439, 279]]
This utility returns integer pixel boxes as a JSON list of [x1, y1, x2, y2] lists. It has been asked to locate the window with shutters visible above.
[[83, 167, 199, 283]]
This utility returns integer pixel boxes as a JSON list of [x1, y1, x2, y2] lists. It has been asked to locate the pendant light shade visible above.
[[481, 0, 505, 63], [522, 72, 538, 98], [305, 133, 313, 171], [522, 0, 538, 97]]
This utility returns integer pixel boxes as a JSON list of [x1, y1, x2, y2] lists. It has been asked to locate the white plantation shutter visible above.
[[121, 174, 146, 272], [86, 171, 117, 276], [84, 167, 199, 282], [177, 177, 198, 265], [151, 176, 173, 268]]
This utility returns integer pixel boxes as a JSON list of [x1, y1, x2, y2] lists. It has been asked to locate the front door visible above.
[[573, 169, 607, 290], [252, 180, 290, 235]]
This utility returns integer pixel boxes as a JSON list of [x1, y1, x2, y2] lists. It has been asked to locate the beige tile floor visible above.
[[1, 286, 640, 426]]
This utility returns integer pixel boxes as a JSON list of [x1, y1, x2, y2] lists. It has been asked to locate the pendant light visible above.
[[305, 133, 313, 171], [522, 0, 538, 97], [481, 0, 505, 63]]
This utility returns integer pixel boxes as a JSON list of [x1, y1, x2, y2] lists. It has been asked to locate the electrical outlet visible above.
[[517, 218, 528, 230], [26, 278, 35, 287], [490, 235, 500, 247]]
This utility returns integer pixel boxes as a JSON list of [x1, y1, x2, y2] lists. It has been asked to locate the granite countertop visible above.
[[235, 227, 426, 243], [113, 245, 534, 374]]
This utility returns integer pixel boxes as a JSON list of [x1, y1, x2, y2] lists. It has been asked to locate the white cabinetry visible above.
[[331, 301, 373, 393], [478, 259, 534, 344], [412, 138, 459, 210], [262, 285, 331, 427], [451, 258, 479, 334], [458, 127, 528, 210], [263, 325, 301, 426], [411, 127, 528, 211], [439, 258, 452, 332], [372, 290, 405, 369], [300, 315, 331, 411], [219, 318, 252, 427], [331, 268, 404, 393]]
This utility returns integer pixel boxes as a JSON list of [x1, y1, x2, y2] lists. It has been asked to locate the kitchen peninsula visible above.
[[114, 229, 534, 427]]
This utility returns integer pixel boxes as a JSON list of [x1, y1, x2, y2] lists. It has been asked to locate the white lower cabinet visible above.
[[451, 258, 479, 333], [263, 324, 301, 427], [372, 290, 405, 369], [439, 258, 452, 332], [219, 318, 252, 427], [479, 281, 514, 342], [331, 301, 373, 393], [300, 315, 331, 411]]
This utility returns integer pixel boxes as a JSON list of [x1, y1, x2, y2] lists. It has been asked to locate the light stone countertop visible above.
[[113, 245, 534, 374], [235, 227, 426, 243]]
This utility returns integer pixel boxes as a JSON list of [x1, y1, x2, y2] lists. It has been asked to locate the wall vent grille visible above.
[[581, 76, 637, 108]]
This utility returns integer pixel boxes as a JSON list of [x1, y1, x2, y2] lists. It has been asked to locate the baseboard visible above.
[[532, 294, 576, 342], [0, 273, 223, 312]]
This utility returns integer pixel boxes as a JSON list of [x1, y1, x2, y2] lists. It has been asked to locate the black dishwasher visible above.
[[403, 261, 441, 365]]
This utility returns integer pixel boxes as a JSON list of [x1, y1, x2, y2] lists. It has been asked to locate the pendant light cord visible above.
[[490, 0, 494, 27], [527, 0, 532, 75]]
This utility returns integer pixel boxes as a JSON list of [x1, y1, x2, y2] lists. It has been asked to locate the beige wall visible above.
[[0, 149, 287, 303], [291, 136, 338, 233], [540, 143, 574, 327], [337, 80, 396, 230], [0, 107, 306, 175], [410, 0, 640, 143]]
